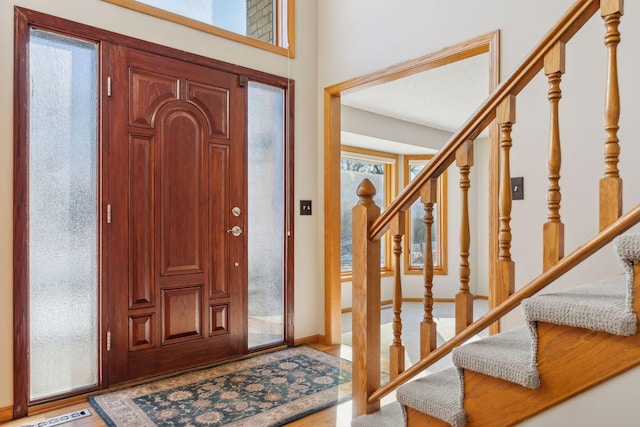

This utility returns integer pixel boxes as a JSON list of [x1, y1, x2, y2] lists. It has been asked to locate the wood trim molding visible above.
[[326, 32, 498, 96], [0, 406, 13, 423], [101, 0, 296, 57], [323, 30, 500, 346], [293, 335, 320, 346], [13, 7, 31, 419]]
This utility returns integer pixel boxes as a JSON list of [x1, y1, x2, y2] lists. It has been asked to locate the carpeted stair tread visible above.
[[521, 275, 637, 336], [397, 367, 465, 427], [452, 326, 539, 389], [351, 401, 405, 427]]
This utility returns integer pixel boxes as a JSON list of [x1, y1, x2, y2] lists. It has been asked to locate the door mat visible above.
[[89, 346, 351, 426]]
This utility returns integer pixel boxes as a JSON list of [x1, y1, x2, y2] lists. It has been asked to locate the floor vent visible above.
[[23, 408, 92, 427]]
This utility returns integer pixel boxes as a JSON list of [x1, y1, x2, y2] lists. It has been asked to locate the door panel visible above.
[[159, 106, 204, 276], [129, 134, 154, 309], [209, 145, 230, 299], [107, 46, 246, 384]]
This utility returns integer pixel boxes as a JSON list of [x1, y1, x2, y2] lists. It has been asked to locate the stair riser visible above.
[[459, 323, 640, 426]]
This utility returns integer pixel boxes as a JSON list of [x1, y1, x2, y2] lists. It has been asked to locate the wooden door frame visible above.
[[13, 7, 294, 418], [323, 31, 500, 345]]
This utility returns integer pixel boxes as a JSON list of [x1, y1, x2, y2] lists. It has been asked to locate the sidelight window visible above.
[[27, 29, 99, 400], [247, 81, 286, 349]]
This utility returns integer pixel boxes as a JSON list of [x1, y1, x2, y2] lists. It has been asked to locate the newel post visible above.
[[352, 179, 381, 417]]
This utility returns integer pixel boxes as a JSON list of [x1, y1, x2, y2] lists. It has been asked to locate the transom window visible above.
[[103, 0, 294, 56]]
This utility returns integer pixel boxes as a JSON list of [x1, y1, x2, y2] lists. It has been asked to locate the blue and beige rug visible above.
[[89, 346, 351, 426]]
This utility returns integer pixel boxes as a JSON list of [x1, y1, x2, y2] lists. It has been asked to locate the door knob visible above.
[[227, 225, 243, 236]]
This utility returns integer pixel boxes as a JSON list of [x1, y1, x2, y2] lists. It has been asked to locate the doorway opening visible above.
[[323, 32, 500, 344]]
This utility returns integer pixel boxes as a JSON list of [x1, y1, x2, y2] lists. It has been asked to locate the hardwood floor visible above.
[[5, 302, 485, 426], [3, 343, 363, 427]]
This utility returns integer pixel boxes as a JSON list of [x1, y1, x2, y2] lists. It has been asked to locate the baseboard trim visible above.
[[0, 405, 13, 422], [294, 335, 320, 346]]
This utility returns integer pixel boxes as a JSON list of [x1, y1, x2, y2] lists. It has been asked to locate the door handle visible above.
[[227, 225, 243, 236]]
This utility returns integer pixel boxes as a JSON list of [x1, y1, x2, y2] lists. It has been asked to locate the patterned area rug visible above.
[[89, 346, 351, 426]]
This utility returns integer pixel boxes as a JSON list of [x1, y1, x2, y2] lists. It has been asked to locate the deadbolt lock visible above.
[[232, 207, 241, 217]]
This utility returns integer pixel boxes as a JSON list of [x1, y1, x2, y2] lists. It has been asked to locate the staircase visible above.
[[406, 236, 639, 426], [352, 234, 640, 425], [347, 0, 640, 425]]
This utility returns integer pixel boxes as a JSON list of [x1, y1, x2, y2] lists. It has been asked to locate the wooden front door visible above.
[[106, 46, 247, 384]]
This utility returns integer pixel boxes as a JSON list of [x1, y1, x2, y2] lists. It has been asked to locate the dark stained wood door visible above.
[[106, 46, 247, 384]]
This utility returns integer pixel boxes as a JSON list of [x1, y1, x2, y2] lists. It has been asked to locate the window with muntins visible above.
[[404, 155, 448, 275], [340, 147, 397, 279]]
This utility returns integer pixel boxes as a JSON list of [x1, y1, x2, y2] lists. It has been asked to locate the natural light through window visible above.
[[340, 147, 397, 277], [404, 155, 448, 275], [103, 0, 293, 55], [137, 0, 247, 35]]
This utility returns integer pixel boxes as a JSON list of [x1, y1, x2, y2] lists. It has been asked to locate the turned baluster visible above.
[[351, 179, 381, 417], [543, 42, 566, 271], [456, 140, 474, 333], [420, 178, 438, 358], [389, 213, 405, 380], [599, 0, 623, 230], [492, 96, 516, 327]]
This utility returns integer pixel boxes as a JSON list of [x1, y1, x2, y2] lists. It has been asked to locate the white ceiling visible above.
[[340, 131, 437, 155], [341, 53, 490, 134]]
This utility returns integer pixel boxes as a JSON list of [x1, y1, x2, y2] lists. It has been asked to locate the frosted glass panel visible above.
[[247, 82, 285, 348], [28, 29, 98, 400]]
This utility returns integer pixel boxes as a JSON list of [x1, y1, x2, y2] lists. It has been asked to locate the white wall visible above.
[[319, 0, 640, 319], [318, 0, 640, 423], [0, 0, 319, 409], [339, 106, 490, 308], [3, 0, 640, 419], [340, 106, 485, 307]]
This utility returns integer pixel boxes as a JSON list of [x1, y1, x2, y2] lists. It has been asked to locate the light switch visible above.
[[511, 177, 524, 200], [300, 200, 312, 215]]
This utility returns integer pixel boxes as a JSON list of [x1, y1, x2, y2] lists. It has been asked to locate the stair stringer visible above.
[[406, 321, 640, 426]]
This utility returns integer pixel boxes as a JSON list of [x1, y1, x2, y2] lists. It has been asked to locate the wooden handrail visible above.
[[369, 202, 640, 403], [369, 0, 599, 241]]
